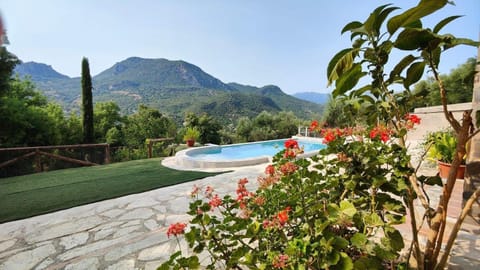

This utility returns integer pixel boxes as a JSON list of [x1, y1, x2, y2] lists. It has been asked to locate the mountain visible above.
[[293, 92, 330, 104], [94, 57, 235, 91], [14, 62, 70, 81], [13, 57, 323, 124]]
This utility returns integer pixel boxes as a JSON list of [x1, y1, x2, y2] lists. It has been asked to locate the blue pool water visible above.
[[188, 139, 325, 161]]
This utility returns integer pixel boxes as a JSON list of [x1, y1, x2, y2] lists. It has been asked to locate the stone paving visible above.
[[0, 153, 478, 269], [0, 161, 264, 270]]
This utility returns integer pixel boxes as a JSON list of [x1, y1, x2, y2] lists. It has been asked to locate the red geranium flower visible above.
[[277, 206, 291, 225], [369, 125, 391, 143], [309, 120, 319, 131], [265, 164, 275, 175], [322, 129, 336, 144], [208, 194, 222, 209], [283, 149, 296, 158], [284, 139, 299, 149], [167, 222, 187, 238], [273, 254, 289, 269], [280, 162, 298, 175]]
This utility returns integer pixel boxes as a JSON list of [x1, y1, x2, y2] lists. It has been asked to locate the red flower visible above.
[[309, 120, 319, 131], [238, 178, 249, 185], [254, 196, 266, 206], [283, 149, 296, 158], [208, 194, 222, 209], [406, 113, 421, 124], [284, 139, 299, 149], [280, 162, 298, 175], [265, 164, 275, 175], [167, 222, 187, 238], [321, 129, 337, 144], [277, 206, 291, 225], [273, 254, 289, 269], [369, 125, 391, 143]]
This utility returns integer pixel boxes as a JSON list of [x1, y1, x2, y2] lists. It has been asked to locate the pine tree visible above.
[[81, 57, 94, 143]]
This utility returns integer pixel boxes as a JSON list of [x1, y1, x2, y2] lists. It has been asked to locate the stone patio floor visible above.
[[0, 155, 478, 269]]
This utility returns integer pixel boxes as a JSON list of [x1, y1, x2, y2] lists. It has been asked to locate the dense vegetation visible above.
[[319, 57, 476, 127], [411, 57, 476, 107], [14, 57, 324, 124]]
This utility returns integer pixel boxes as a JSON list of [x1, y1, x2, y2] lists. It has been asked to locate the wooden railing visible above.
[[0, 143, 110, 173], [146, 138, 175, 158]]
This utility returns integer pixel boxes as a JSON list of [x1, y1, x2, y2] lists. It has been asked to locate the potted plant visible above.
[[183, 127, 200, 147], [426, 130, 466, 179]]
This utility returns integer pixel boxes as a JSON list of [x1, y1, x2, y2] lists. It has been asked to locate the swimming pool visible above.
[[175, 137, 325, 168]]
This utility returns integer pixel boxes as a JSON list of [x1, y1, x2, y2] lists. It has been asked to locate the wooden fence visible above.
[[0, 143, 110, 174]]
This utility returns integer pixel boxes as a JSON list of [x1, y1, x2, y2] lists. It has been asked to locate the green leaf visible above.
[[338, 252, 354, 270], [333, 64, 366, 96], [354, 257, 383, 270], [395, 28, 437, 50], [340, 200, 357, 217], [350, 232, 367, 248], [388, 54, 416, 82], [443, 37, 480, 50], [373, 7, 401, 35], [327, 48, 358, 86], [387, 0, 448, 35], [433, 15, 462, 33], [364, 4, 393, 34], [333, 236, 349, 249], [424, 175, 443, 186], [404, 61, 425, 89], [365, 213, 384, 227], [341, 21, 363, 34]]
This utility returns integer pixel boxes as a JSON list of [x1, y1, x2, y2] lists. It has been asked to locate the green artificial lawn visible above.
[[0, 158, 223, 223]]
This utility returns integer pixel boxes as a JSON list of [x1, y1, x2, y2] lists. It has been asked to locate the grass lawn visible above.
[[0, 158, 223, 223]]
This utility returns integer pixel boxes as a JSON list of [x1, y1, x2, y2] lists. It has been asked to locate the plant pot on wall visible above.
[[438, 161, 466, 179], [186, 139, 195, 147]]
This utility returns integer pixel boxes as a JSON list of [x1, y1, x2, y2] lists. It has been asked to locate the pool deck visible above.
[[0, 142, 478, 269]]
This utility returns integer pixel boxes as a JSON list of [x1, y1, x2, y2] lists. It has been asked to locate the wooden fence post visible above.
[[104, 144, 111, 164], [35, 148, 42, 172], [147, 140, 153, 158]]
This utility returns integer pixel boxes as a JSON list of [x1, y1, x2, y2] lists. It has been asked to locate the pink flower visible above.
[[208, 194, 222, 209], [167, 222, 187, 238], [205, 186, 214, 198], [280, 162, 298, 175], [273, 254, 289, 269], [190, 185, 199, 197], [265, 164, 275, 175]]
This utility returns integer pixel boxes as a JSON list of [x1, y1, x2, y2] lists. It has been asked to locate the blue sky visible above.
[[1, 0, 479, 94]]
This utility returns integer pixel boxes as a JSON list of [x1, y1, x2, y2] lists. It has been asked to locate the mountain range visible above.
[[14, 57, 324, 124]]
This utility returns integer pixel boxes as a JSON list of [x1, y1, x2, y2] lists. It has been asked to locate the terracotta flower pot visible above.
[[186, 139, 195, 147], [438, 161, 466, 179]]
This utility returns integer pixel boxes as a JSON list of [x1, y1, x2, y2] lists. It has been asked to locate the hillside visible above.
[[14, 57, 323, 124]]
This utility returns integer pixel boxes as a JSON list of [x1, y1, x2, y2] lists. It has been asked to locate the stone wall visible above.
[[408, 102, 472, 141]]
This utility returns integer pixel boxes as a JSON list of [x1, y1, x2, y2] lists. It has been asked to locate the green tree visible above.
[[123, 105, 176, 147], [0, 47, 20, 97], [183, 112, 222, 144], [81, 57, 94, 144], [235, 117, 253, 142], [0, 78, 53, 146], [93, 101, 124, 143], [412, 57, 476, 107]]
